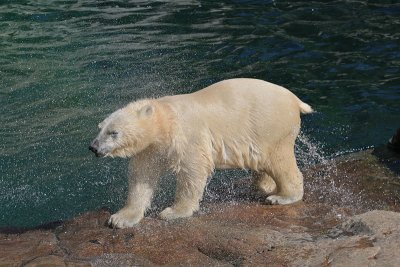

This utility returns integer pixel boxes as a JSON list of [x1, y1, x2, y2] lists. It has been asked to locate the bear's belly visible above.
[[212, 142, 262, 171]]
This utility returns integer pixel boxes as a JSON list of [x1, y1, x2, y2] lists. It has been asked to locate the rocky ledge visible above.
[[1, 147, 399, 267]]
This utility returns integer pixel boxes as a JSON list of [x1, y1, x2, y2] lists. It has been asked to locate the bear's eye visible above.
[[108, 131, 119, 138]]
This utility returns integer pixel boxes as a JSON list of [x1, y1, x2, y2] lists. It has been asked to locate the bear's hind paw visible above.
[[159, 207, 193, 221], [266, 195, 302, 205]]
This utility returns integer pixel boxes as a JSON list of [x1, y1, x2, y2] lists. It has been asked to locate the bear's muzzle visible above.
[[89, 140, 104, 157]]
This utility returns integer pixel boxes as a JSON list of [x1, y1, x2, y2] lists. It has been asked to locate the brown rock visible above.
[[24, 255, 66, 267], [0, 149, 399, 266], [0, 231, 60, 266]]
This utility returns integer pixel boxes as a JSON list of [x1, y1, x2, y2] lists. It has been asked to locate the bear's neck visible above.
[[153, 101, 176, 148]]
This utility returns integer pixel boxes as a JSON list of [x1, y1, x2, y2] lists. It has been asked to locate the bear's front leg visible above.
[[109, 151, 165, 228], [108, 182, 154, 228], [160, 161, 210, 221]]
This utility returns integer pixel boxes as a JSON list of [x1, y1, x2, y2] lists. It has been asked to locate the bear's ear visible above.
[[98, 121, 106, 129], [137, 104, 154, 118]]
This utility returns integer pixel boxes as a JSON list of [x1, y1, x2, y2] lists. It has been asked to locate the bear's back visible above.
[[158, 78, 302, 147], [160, 78, 300, 120]]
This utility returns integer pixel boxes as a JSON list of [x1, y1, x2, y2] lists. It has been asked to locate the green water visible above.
[[1, 0, 399, 227]]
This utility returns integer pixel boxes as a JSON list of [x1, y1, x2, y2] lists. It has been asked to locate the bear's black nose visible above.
[[89, 145, 97, 153], [89, 139, 99, 155], [89, 139, 103, 157]]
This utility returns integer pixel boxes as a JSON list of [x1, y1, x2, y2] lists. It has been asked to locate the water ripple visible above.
[[1, 0, 399, 227]]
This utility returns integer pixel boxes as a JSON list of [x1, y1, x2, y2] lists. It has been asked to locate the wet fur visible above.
[[92, 78, 313, 228]]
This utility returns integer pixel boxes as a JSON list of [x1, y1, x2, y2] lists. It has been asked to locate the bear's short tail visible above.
[[298, 100, 313, 114]]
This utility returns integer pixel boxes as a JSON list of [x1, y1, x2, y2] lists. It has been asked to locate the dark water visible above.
[[1, 0, 399, 227]]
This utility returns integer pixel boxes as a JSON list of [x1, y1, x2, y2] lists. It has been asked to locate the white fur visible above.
[[92, 78, 313, 228]]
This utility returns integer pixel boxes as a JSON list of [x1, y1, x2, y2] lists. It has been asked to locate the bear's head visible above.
[[89, 101, 158, 158]]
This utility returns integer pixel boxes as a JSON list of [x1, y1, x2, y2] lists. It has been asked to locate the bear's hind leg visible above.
[[252, 171, 276, 196], [266, 145, 303, 205]]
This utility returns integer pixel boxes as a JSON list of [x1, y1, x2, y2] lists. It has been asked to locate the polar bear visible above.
[[89, 78, 313, 228]]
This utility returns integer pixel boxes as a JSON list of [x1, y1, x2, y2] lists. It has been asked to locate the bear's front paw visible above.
[[108, 208, 143, 229], [159, 207, 193, 221]]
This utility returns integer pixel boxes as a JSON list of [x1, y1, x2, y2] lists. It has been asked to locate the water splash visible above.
[[200, 132, 370, 211], [203, 169, 251, 204], [296, 133, 366, 210]]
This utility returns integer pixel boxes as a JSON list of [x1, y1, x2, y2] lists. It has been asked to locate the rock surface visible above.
[[1, 148, 399, 267]]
